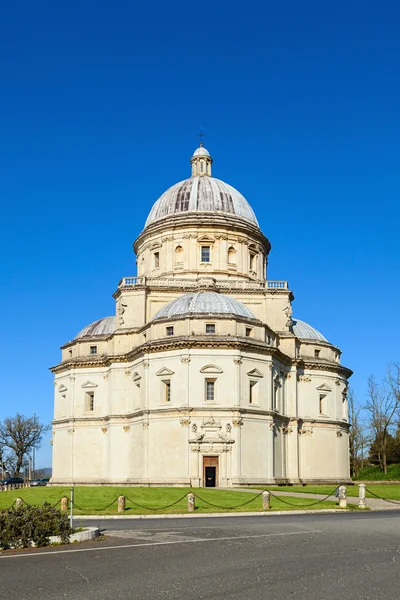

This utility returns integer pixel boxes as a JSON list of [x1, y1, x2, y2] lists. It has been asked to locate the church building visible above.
[[50, 144, 352, 486]]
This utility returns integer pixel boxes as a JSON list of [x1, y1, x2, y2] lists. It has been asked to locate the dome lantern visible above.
[[190, 143, 213, 177]]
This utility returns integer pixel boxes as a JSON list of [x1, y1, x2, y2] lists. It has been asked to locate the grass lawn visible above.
[[251, 484, 400, 500], [0, 486, 346, 514]]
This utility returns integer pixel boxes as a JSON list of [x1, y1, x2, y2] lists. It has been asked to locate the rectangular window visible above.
[[85, 391, 95, 412], [201, 246, 211, 263], [319, 393, 326, 414], [90, 346, 97, 355], [166, 326, 174, 336], [206, 324, 216, 334], [154, 252, 160, 268], [205, 380, 215, 402], [245, 327, 252, 338], [249, 381, 257, 404], [164, 380, 171, 402], [249, 253, 256, 271], [314, 349, 320, 358]]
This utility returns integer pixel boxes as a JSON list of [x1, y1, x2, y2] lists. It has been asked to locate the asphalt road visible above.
[[2, 511, 400, 600]]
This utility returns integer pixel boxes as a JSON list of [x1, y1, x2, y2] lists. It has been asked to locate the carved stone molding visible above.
[[123, 425, 130, 432], [180, 418, 191, 427], [232, 418, 243, 427], [101, 427, 108, 434], [125, 370, 132, 376], [233, 358, 242, 365], [297, 375, 311, 383]]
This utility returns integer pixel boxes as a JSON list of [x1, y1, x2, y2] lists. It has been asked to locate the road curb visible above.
[[74, 509, 357, 520]]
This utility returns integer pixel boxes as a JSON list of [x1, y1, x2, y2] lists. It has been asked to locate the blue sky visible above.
[[1, 1, 399, 467]]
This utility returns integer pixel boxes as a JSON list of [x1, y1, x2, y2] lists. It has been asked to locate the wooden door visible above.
[[203, 456, 219, 487]]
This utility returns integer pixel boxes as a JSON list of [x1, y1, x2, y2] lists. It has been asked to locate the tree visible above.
[[348, 389, 369, 477], [0, 414, 50, 476], [364, 365, 400, 474]]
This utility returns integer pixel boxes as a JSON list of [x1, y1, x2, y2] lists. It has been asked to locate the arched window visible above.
[[175, 245, 183, 264], [228, 246, 236, 265]]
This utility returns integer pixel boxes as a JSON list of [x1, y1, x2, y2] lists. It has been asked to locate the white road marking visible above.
[[0, 530, 322, 560]]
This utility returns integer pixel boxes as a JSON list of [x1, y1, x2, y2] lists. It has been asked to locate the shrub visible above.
[[0, 503, 73, 549]]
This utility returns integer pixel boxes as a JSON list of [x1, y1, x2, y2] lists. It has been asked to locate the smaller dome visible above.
[[192, 145, 210, 157], [75, 316, 116, 339], [292, 318, 327, 342], [152, 292, 256, 321]]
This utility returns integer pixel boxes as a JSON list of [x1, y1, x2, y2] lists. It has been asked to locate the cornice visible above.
[[50, 335, 292, 374], [296, 358, 353, 378]]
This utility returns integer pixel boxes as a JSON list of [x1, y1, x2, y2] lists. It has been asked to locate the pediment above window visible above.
[[247, 368, 263, 378], [197, 235, 215, 244], [151, 242, 162, 250], [156, 367, 175, 376], [200, 364, 223, 374], [317, 383, 332, 392], [58, 384, 68, 393], [81, 381, 98, 389], [132, 372, 141, 382]]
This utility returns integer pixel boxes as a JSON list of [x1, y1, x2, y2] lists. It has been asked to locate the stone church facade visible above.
[[50, 144, 352, 486]]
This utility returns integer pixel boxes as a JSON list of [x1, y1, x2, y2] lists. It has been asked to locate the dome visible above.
[[75, 316, 116, 339], [292, 318, 328, 342], [152, 292, 256, 321], [145, 176, 259, 227], [192, 146, 210, 157]]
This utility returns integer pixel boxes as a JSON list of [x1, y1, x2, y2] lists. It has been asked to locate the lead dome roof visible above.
[[144, 145, 259, 227], [75, 316, 116, 339], [292, 318, 328, 342], [152, 292, 256, 321]]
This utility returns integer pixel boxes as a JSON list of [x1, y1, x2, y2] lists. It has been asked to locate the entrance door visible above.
[[203, 456, 219, 487]]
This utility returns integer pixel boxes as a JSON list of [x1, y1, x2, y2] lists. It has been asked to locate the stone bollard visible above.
[[338, 485, 347, 509], [15, 497, 23, 508], [187, 492, 195, 513], [118, 495, 126, 513], [262, 491, 271, 511], [358, 484, 367, 509], [61, 496, 69, 511]]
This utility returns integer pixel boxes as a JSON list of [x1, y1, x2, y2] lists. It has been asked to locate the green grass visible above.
[[0, 486, 346, 514], [355, 463, 400, 481], [251, 484, 400, 500]]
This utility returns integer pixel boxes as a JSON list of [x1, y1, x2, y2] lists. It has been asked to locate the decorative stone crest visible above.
[[232, 418, 243, 427], [180, 418, 191, 427], [101, 427, 108, 434], [123, 426, 130, 432]]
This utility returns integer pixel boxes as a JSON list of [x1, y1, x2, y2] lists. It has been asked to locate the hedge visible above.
[[0, 503, 73, 549]]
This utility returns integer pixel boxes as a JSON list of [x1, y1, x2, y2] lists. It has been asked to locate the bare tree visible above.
[[348, 389, 369, 477], [365, 365, 400, 474], [0, 414, 50, 476]]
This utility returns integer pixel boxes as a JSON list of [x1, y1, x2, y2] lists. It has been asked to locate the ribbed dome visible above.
[[145, 176, 259, 227], [75, 316, 116, 339], [292, 319, 327, 342], [152, 292, 256, 321]]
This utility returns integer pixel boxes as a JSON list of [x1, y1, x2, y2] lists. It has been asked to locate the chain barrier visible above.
[[52, 498, 61, 508], [124, 494, 188, 511], [195, 491, 263, 510], [365, 487, 400, 505], [268, 489, 339, 508]]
